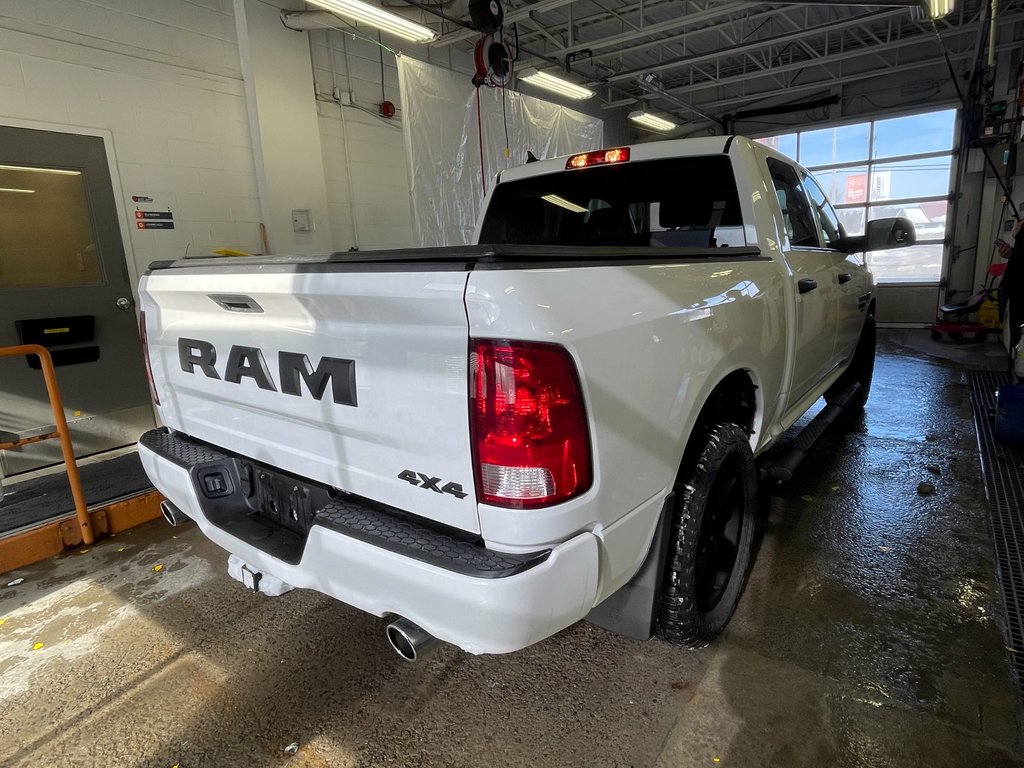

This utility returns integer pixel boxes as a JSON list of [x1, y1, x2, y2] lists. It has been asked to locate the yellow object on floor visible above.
[[979, 295, 1001, 330]]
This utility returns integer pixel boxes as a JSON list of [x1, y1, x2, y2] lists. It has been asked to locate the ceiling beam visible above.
[[643, 27, 1020, 116], [600, 7, 985, 107], [596, 7, 908, 85], [661, 12, 995, 99], [578, 5, 790, 67], [695, 50, 969, 114], [514, 0, 683, 47], [516, 1, 751, 64]]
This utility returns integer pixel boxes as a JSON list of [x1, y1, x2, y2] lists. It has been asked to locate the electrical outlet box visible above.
[[292, 209, 312, 233]]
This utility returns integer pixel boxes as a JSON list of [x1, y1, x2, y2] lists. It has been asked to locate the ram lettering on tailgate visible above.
[[178, 337, 357, 406]]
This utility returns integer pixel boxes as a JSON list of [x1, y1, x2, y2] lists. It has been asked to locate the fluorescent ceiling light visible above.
[[0, 187, 35, 194], [520, 69, 594, 100], [629, 110, 677, 132], [305, 0, 436, 42], [921, 0, 954, 18], [542, 194, 588, 214], [0, 164, 80, 175]]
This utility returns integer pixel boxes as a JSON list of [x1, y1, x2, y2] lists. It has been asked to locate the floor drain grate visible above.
[[968, 370, 1024, 698]]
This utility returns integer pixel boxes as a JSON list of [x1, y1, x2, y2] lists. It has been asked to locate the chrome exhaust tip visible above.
[[386, 617, 438, 662], [160, 500, 186, 527]]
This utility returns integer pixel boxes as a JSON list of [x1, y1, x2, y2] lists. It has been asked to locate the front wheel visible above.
[[657, 422, 757, 648]]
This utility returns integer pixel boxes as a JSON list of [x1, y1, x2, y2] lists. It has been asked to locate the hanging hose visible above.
[[476, 87, 487, 196]]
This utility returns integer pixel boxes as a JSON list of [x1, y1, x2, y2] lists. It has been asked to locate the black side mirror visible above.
[[866, 216, 917, 250], [840, 216, 917, 254]]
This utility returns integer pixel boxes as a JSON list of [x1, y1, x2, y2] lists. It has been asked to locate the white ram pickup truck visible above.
[[137, 136, 913, 658]]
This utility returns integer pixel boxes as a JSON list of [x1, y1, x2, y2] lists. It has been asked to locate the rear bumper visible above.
[[138, 429, 600, 654]]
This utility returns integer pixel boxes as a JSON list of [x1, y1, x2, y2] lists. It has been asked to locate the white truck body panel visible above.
[[466, 259, 786, 544], [139, 268, 479, 533], [138, 447, 601, 654]]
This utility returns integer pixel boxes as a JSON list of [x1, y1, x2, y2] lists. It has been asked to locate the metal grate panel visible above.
[[969, 370, 1024, 697]]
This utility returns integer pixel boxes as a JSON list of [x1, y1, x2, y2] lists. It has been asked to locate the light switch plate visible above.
[[292, 209, 312, 232]]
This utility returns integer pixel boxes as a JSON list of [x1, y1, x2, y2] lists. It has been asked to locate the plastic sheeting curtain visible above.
[[398, 56, 604, 247]]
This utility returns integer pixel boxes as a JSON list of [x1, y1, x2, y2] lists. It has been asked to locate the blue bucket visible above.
[[995, 385, 1024, 444]]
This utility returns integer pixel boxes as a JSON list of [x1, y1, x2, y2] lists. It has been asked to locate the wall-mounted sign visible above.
[[133, 199, 175, 230]]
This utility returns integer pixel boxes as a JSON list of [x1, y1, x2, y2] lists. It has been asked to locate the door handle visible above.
[[838, 273, 852, 284], [797, 278, 818, 294], [116, 297, 133, 311]]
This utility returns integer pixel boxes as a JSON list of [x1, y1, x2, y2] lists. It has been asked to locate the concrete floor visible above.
[[0, 330, 1020, 768]]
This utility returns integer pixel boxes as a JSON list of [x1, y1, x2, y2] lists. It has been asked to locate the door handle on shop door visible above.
[[838, 273, 852, 284], [797, 278, 818, 294], [116, 297, 133, 311]]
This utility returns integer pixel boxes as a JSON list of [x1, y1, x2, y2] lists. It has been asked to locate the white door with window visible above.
[[803, 173, 870, 366], [765, 157, 840, 409]]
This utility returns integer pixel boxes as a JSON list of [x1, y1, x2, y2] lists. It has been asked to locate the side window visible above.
[[766, 158, 820, 248], [804, 174, 844, 249]]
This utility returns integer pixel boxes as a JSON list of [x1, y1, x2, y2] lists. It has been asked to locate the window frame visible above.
[[755, 107, 958, 283], [765, 157, 823, 251], [803, 172, 845, 251]]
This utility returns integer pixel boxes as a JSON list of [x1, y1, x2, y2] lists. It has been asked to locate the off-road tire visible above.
[[825, 313, 875, 409], [657, 422, 757, 648]]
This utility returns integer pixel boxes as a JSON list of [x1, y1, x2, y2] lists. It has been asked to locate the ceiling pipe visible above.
[[988, 0, 998, 69], [638, 73, 724, 129], [282, 10, 350, 29], [763, 0, 955, 18], [384, 0, 469, 20]]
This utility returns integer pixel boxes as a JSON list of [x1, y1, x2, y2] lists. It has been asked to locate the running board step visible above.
[[760, 382, 863, 484]]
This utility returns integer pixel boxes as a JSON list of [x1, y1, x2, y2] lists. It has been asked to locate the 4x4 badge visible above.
[[398, 470, 468, 499]]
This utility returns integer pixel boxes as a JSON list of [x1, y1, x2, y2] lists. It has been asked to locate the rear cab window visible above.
[[479, 155, 748, 249]]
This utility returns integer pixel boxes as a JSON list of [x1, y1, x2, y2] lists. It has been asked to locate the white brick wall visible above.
[[1, 2, 480, 270], [310, 28, 475, 250], [318, 101, 413, 250], [0, 1, 259, 281], [2, 0, 241, 77]]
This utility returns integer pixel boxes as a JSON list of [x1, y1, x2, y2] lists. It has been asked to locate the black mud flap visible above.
[[585, 492, 674, 640]]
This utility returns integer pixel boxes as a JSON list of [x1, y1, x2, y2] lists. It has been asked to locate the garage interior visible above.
[[2, 0, 1024, 765]]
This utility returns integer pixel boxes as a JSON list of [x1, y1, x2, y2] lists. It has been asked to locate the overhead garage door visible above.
[[757, 107, 958, 325]]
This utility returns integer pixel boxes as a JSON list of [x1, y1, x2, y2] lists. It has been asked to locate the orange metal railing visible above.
[[0, 344, 93, 545]]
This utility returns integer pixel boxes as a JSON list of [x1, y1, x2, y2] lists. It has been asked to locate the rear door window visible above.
[[479, 155, 747, 248]]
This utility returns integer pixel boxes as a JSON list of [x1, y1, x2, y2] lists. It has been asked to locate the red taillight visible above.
[[565, 147, 630, 169], [470, 339, 592, 508], [139, 310, 160, 406]]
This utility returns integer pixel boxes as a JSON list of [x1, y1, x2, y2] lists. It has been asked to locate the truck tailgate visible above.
[[139, 268, 478, 534]]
